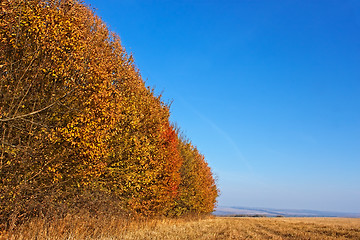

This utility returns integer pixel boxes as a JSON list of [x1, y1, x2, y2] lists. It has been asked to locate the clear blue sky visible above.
[[85, 0, 360, 213]]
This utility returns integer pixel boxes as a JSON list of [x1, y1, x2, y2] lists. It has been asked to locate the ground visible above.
[[2, 216, 360, 239]]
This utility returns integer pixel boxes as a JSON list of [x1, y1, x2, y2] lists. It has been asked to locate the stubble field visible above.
[[1, 216, 360, 239]]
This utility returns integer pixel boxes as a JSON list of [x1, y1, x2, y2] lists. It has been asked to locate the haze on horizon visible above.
[[85, 0, 360, 213]]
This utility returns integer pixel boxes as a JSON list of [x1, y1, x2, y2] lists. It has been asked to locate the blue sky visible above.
[[84, 0, 360, 213]]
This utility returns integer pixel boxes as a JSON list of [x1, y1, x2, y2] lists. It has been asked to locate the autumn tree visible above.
[[0, 0, 218, 228], [102, 74, 183, 215], [171, 138, 219, 216], [0, 0, 125, 224]]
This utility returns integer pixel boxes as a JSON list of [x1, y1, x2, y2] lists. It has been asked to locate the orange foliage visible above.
[[0, 0, 218, 227], [171, 139, 219, 215]]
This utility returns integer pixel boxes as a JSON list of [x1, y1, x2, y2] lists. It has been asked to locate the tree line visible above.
[[0, 0, 218, 228]]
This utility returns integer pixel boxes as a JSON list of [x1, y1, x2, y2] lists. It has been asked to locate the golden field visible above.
[[1, 215, 360, 239]]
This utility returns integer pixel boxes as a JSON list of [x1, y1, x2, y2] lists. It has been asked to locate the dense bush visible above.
[[0, 0, 218, 228]]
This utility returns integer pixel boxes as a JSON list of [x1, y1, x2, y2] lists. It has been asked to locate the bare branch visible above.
[[0, 90, 72, 122]]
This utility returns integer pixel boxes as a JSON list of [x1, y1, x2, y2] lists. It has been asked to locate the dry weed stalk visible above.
[[1, 216, 360, 240]]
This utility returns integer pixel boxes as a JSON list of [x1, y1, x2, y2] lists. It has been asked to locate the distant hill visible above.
[[214, 206, 360, 218]]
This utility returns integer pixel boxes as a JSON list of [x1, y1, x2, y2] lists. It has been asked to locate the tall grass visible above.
[[2, 215, 360, 240], [0, 213, 211, 240]]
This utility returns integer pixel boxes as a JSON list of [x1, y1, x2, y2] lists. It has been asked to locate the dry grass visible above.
[[1, 215, 360, 239]]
